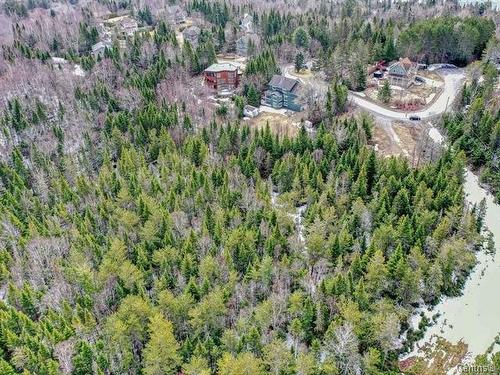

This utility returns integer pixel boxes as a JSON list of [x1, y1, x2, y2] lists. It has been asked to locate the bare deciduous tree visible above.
[[324, 322, 362, 375]]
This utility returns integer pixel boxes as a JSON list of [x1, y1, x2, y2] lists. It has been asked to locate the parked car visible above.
[[415, 76, 426, 83], [409, 115, 421, 121]]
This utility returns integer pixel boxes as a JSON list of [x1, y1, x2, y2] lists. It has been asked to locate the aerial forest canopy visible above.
[[444, 54, 500, 202], [0, 0, 497, 374], [0, 113, 485, 374], [398, 16, 495, 65]]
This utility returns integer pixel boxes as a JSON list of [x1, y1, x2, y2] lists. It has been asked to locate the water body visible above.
[[411, 128, 500, 359]]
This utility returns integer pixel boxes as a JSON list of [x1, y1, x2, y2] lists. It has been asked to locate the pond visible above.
[[410, 128, 500, 360]]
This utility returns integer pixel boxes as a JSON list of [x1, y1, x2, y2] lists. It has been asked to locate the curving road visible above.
[[282, 64, 466, 122], [349, 69, 466, 121]]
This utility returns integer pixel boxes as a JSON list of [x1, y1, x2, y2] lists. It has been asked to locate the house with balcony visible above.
[[166, 5, 187, 24], [204, 63, 240, 93], [236, 34, 259, 57], [92, 40, 113, 59], [261, 75, 302, 111], [387, 57, 416, 88]]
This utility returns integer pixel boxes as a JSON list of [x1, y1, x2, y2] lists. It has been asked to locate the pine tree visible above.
[[351, 62, 367, 91], [383, 35, 397, 61], [246, 84, 261, 107], [218, 352, 263, 375], [72, 341, 94, 375], [295, 52, 305, 73], [0, 359, 15, 375], [143, 314, 181, 375], [377, 80, 392, 103], [333, 81, 348, 113], [294, 27, 310, 49]]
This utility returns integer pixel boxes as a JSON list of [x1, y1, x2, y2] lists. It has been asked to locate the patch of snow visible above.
[[293, 204, 307, 244], [270, 190, 307, 247], [428, 127, 444, 144], [51, 57, 68, 64], [285, 333, 294, 350], [259, 105, 288, 115], [73, 64, 85, 77], [390, 85, 404, 91], [271, 191, 279, 206]]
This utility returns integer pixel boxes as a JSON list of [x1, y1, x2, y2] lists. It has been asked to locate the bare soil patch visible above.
[[246, 111, 307, 138], [401, 337, 469, 375], [288, 68, 313, 79], [373, 123, 404, 158], [371, 117, 429, 163], [393, 121, 422, 156]]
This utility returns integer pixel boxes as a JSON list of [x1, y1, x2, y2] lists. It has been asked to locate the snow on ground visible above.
[[259, 105, 288, 115], [73, 64, 85, 77], [390, 85, 404, 91], [51, 57, 68, 64], [428, 127, 444, 144], [270, 190, 307, 246]]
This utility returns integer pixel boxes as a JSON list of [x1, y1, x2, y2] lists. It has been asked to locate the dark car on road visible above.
[[409, 115, 421, 121]]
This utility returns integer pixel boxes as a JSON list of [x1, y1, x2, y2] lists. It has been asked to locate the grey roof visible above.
[[92, 41, 112, 52], [387, 62, 408, 76], [205, 63, 238, 73], [269, 75, 299, 92]]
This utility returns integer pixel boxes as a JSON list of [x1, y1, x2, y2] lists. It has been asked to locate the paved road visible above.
[[282, 64, 466, 122], [348, 69, 466, 121]]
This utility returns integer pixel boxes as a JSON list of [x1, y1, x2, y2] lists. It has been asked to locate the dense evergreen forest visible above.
[[398, 16, 495, 65], [443, 44, 500, 202], [0, 105, 487, 374], [0, 0, 498, 373]]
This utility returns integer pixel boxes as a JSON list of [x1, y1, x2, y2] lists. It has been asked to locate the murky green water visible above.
[[412, 168, 500, 358]]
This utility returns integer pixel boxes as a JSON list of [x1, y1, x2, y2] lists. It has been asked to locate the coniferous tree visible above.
[[246, 84, 261, 107], [295, 52, 305, 73], [378, 80, 392, 103]]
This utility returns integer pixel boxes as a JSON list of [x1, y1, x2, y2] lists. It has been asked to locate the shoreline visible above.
[[399, 168, 500, 369], [398, 126, 500, 370]]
